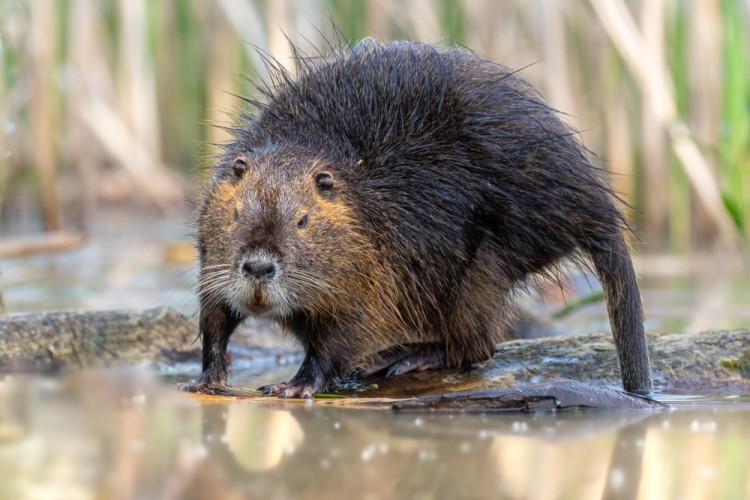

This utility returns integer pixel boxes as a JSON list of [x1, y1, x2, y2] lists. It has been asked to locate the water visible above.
[[0, 370, 748, 499], [2, 212, 750, 498]]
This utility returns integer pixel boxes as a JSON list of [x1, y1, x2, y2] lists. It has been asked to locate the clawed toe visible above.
[[258, 382, 316, 398]]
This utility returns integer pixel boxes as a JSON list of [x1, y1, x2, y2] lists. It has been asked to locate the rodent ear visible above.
[[232, 156, 249, 180], [314, 171, 334, 190]]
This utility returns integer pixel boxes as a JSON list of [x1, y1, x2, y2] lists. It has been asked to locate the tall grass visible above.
[[0, 0, 748, 253]]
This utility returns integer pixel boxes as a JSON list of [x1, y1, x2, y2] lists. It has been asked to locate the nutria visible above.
[[193, 39, 653, 397]]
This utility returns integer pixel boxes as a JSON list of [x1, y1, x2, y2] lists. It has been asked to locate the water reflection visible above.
[[1, 370, 748, 499]]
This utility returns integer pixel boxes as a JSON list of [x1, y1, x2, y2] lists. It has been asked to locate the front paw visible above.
[[258, 381, 319, 399]]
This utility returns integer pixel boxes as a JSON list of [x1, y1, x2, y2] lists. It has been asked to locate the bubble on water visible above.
[[361, 445, 376, 461], [333, 421, 340, 430], [284, 443, 296, 455], [413, 418, 424, 427], [478, 430, 490, 439], [690, 420, 700, 432], [701, 421, 717, 432], [609, 468, 625, 489], [378, 443, 388, 454], [220, 434, 229, 444], [661, 420, 670, 430], [459, 441, 471, 453], [131, 393, 146, 406], [418, 449, 437, 461], [39, 378, 60, 391], [194, 445, 208, 460], [512, 421, 528, 432]]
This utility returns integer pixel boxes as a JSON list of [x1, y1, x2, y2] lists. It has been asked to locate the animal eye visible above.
[[297, 215, 308, 228], [232, 156, 248, 179], [314, 171, 334, 190]]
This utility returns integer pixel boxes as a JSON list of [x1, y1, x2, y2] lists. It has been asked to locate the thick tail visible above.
[[588, 237, 653, 394]]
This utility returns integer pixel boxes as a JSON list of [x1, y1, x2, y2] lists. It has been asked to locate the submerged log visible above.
[[0, 307, 748, 394]]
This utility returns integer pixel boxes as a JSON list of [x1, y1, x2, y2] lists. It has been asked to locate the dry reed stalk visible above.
[[0, 231, 85, 258], [640, 0, 669, 249], [405, 0, 442, 41], [365, 0, 391, 40], [689, 1, 722, 244], [538, 1, 578, 130], [206, 8, 241, 155], [468, 2, 496, 57], [28, 1, 61, 231], [67, 0, 104, 227], [0, 27, 6, 217], [288, 0, 326, 52], [375, 0, 441, 41], [605, 86, 635, 219], [79, 98, 182, 210], [267, 0, 295, 72], [590, 0, 741, 249], [70, 0, 180, 210], [117, 0, 162, 160], [500, 2, 537, 83], [216, 0, 270, 82]]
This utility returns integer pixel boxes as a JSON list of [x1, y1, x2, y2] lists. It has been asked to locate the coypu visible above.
[[193, 39, 653, 398]]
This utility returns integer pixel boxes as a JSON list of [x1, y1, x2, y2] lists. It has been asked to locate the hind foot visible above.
[[357, 343, 447, 378]]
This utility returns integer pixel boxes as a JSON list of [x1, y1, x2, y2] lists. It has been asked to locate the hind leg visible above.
[[440, 241, 511, 367], [358, 242, 509, 378], [356, 342, 447, 378]]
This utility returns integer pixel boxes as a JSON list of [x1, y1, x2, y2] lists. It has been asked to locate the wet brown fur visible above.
[[195, 39, 653, 396]]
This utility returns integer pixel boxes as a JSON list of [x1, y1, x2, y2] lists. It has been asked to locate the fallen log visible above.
[[0, 307, 199, 370], [0, 307, 748, 394], [391, 379, 670, 411]]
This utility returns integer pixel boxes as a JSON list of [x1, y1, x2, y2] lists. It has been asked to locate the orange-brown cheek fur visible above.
[[215, 180, 242, 204]]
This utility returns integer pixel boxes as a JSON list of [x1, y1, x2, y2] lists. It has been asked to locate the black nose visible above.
[[241, 257, 276, 280]]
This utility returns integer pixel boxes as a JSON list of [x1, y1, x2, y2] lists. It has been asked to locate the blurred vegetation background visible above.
[[0, 0, 748, 253]]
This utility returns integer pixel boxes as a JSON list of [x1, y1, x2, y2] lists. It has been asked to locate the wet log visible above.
[[0, 307, 199, 370], [0, 307, 748, 394], [391, 379, 670, 412]]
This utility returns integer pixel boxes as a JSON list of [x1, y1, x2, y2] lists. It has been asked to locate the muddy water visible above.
[[0, 370, 748, 499]]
